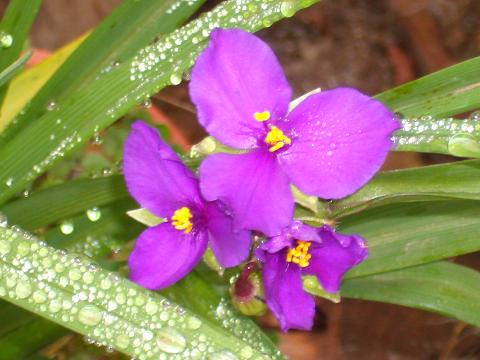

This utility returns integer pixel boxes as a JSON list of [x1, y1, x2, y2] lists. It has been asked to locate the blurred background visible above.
[[1, 0, 479, 358]]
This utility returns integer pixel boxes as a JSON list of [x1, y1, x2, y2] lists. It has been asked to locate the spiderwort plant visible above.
[[190, 29, 400, 236], [123, 121, 251, 289], [256, 221, 368, 331]]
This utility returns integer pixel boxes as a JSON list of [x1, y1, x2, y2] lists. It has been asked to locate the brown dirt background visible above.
[[1, 0, 480, 359]]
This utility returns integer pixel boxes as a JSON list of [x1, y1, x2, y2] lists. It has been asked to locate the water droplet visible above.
[[448, 134, 480, 158], [155, 327, 186, 354], [169, 73, 182, 85], [33, 290, 47, 304], [0, 31, 13, 48], [86, 207, 101, 222], [116, 334, 130, 349], [60, 221, 74, 235], [15, 282, 32, 299], [280, 0, 296, 17], [187, 316, 202, 330], [240, 346, 253, 359], [78, 305, 103, 326], [46, 101, 57, 111], [140, 98, 152, 108], [0, 240, 11, 255], [5, 177, 13, 187]]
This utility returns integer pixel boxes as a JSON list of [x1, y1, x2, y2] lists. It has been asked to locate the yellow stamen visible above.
[[253, 110, 271, 122], [286, 241, 312, 268], [171, 207, 193, 234], [265, 126, 291, 152]]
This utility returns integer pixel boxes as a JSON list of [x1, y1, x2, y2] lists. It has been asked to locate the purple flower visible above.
[[190, 29, 400, 236], [123, 121, 251, 290], [256, 221, 368, 331]]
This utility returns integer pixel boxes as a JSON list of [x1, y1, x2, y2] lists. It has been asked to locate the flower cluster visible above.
[[123, 29, 399, 331]]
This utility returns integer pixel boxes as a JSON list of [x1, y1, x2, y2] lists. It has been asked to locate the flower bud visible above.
[[230, 263, 266, 316]]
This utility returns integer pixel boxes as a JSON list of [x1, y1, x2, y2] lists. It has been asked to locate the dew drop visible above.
[[33, 290, 47, 304], [0, 31, 13, 48], [240, 346, 253, 359], [60, 221, 74, 235], [187, 316, 202, 330], [116, 334, 130, 349], [155, 327, 187, 354], [169, 73, 182, 85], [46, 101, 57, 111], [447, 134, 480, 158], [0, 240, 11, 255], [15, 281, 32, 299], [145, 301, 158, 315], [78, 305, 103, 326], [86, 207, 101, 222], [280, 0, 296, 17], [5, 177, 13, 187]]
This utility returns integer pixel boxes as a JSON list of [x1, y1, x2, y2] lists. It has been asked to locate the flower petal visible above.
[[205, 201, 252, 267], [303, 226, 368, 293], [128, 222, 208, 290], [123, 121, 203, 217], [199, 150, 293, 236], [278, 88, 400, 199], [260, 251, 315, 332], [189, 28, 292, 149]]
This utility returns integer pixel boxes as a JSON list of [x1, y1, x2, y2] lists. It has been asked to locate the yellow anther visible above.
[[265, 126, 291, 152], [286, 241, 312, 268], [171, 207, 193, 234], [254, 110, 271, 122]]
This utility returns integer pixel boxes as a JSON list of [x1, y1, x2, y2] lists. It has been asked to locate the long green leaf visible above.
[[1, 175, 127, 230], [0, 50, 31, 88], [376, 56, 480, 118], [331, 160, 480, 217], [342, 262, 480, 327], [0, 0, 320, 205], [393, 115, 480, 157], [0, 0, 41, 104], [0, 224, 281, 359], [0, 0, 205, 144], [340, 200, 480, 279]]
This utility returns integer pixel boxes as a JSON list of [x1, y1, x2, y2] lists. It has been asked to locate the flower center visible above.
[[171, 207, 193, 234], [265, 126, 291, 152], [286, 241, 312, 268]]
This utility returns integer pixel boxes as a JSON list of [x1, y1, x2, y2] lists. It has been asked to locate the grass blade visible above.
[[342, 262, 480, 327], [340, 200, 480, 279], [331, 159, 480, 217], [0, 50, 32, 88], [0, 0, 41, 104]]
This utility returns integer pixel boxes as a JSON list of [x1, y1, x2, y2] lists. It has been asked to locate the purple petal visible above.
[[123, 121, 203, 218], [128, 222, 208, 290], [278, 88, 400, 199], [189, 28, 292, 149], [205, 201, 252, 268], [260, 251, 315, 332], [288, 220, 322, 243], [303, 226, 368, 293], [199, 150, 293, 236]]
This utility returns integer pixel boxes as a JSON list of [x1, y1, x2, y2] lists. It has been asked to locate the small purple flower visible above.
[[123, 120, 251, 290], [256, 221, 368, 332], [190, 29, 400, 236]]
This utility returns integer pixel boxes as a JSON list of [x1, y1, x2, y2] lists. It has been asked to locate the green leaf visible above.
[[0, 0, 205, 144], [0, 50, 32, 88], [0, 0, 321, 205], [376, 56, 480, 118], [302, 275, 340, 303], [331, 159, 480, 217], [0, 175, 128, 230], [392, 115, 480, 157], [0, 225, 282, 359], [126, 208, 164, 227], [0, 0, 41, 104], [342, 262, 480, 328], [340, 200, 480, 279], [0, 318, 67, 360]]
